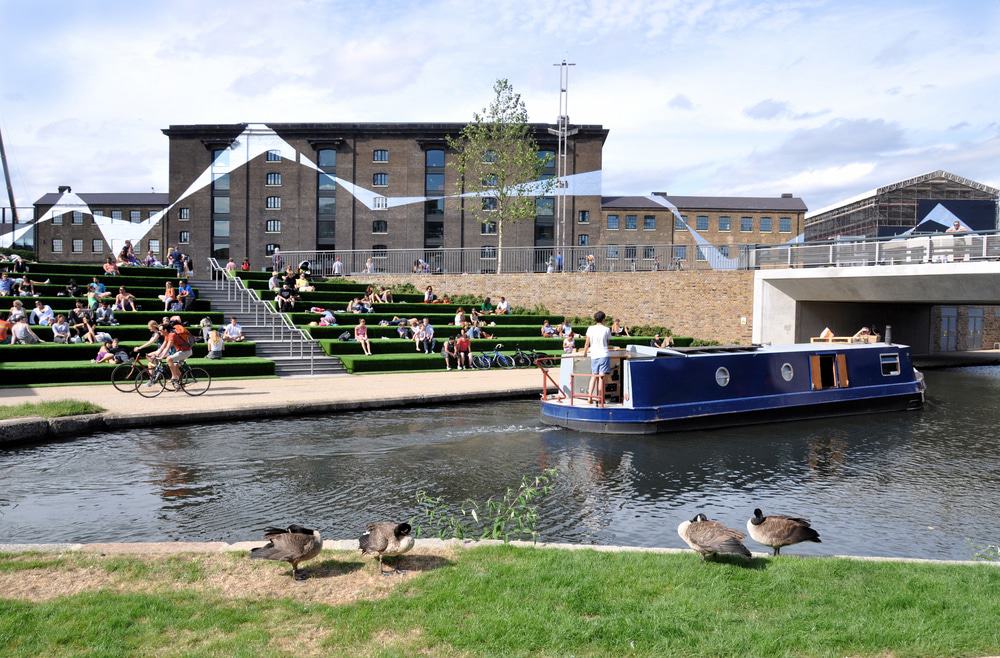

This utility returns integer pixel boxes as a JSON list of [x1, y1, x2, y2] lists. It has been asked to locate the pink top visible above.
[[355, 325, 368, 339]]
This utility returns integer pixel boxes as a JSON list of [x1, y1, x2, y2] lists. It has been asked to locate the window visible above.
[[179, 207, 191, 220], [318, 172, 336, 191], [111, 210, 122, 221], [810, 353, 849, 389], [316, 148, 336, 168], [213, 197, 230, 214], [481, 149, 497, 163], [715, 367, 731, 387], [426, 173, 445, 193], [373, 149, 389, 163], [607, 214, 620, 230], [625, 214, 638, 230], [149, 239, 160, 253], [482, 197, 498, 212], [372, 244, 388, 259], [536, 197, 554, 216], [719, 245, 730, 258], [265, 243, 280, 255], [760, 216, 773, 232], [696, 215, 709, 231], [481, 245, 497, 259], [740, 216, 753, 232], [266, 149, 282, 162], [265, 219, 281, 233], [696, 246, 707, 261], [673, 245, 687, 261], [72, 211, 84, 225], [52, 239, 63, 253], [578, 210, 590, 224], [482, 220, 497, 235], [52, 212, 63, 225], [624, 245, 637, 260], [148, 210, 157, 219], [481, 174, 497, 188], [779, 217, 792, 233], [643, 215, 656, 230], [318, 197, 336, 215], [880, 353, 901, 376], [372, 220, 388, 234], [130, 210, 141, 223], [578, 234, 590, 246], [92, 239, 103, 253], [425, 149, 445, 168], [372, 172, 388, 187], [781, 363, 794, 381], [643, 246, 656, 260], [374, 196, 388, 210], [266, 172, 282, 186], [179, 231, 190, 244], [266, 196, 281, 209], [71, 239, 83, 253], [675, 214, 686, 229], [718, 216, 731, 232]]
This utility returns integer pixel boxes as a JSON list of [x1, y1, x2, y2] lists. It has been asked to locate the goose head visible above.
[[691, 513, 709, 523], [751, 508, 765, 525], [395, 523, 412, 538]]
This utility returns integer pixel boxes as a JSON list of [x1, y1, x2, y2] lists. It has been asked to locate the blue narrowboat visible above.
[[538, 343, 925, 434]]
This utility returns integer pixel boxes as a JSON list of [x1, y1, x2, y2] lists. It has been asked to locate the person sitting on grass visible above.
[[93, 339, 119, 364], [275, 285, 296, 312], [8, 299, 26, 323], [15, 274, 40, 296], [453, 307, 466, 326], [296, 273, 315, 293], [540, 319, 557, 337], [411, 318, 426, 352], [495, 296, 511, 315], [30, 300, 54, 326], [241, 258, 251, 272], [395, 317, 411, 339], [102, 257, 120, 276], [223, 317, 245, 342], [455, 332, 472, 369], [651, 334, 673, 349], [206, 330, 224, 359], [420, 318, 436, 354], [0, 271, 12, 296], [376, 286, 393, 303], [563, 331, 576, 354], [68, 301, 96, 343], [268, 271, 282, 291], [144, 250, 161, 267], [177, 279, 195, 311], [11, 316, 45, 344], [423, 285, 436, 303], [610, 319, 630, 337], [354, 318, 373, 356], [480, 297, 495, 314], [51, 314, 71, 343], [442, 335, 459, 370], [0, 312, 10, 344], [95, 300, 118, 326], [159, 282, 177, 311], [112, 286, 133, 312], [64, 278, 81, 298], [309, 308, 336, 327]]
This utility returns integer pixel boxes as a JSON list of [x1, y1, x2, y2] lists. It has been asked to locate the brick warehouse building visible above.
[[160, 122, 608, 268]]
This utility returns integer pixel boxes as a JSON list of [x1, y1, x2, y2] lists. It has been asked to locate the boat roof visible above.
[[628, 342, 907, 358]]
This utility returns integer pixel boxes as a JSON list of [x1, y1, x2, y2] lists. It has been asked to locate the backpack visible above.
[[113, 350, 130, 364], [338, 331, 352, 342], [172, 325, 193, 351]]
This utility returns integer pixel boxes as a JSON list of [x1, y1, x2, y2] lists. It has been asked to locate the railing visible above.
[[536, 355, 609, 408], [208, 258, 315, 373], [753, 230, 1000, 269]]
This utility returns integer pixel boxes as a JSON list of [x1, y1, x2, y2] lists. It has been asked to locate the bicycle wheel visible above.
[[111, 363, 140, 393], [180, 367, 211, 397], [496, 354, 515, 369], [513, 353, 531, 368], [135, 370, 165, 398], [473, 354, 490, 369]]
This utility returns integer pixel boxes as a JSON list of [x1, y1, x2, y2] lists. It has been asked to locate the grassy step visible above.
[[0, 341, 258, 362], [100, 311, 224, 324], [3, 295, 212, 313], [284, 311, 561, 326], [315, 335, 654, 356], [6, 272, 198, 288], [337, 350, 565, 374], [242, 279, 418, 297], [0, 357, 275, 385], [19, 324, 220, 341], [29, 284, 202, 297], [303, 324, 570, 340], [2, 263, 170, 277]]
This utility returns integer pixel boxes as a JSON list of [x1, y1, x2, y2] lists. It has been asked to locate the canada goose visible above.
[[249, 524, 323, 580], [747, 508, 821, 555], [677, 513, 752, 560], [359, 522, 415, 575]]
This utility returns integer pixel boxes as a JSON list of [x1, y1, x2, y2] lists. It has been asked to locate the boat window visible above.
[[781, 363, 794, 381], [715, 367, 730, 387], [880, 353, 901, 376]]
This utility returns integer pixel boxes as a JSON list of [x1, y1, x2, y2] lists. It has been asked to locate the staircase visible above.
[[192, 277, 346, 376]]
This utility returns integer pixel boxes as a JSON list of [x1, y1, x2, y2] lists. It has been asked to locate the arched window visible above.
[[372, 220, 388, 234], [425, 149, 445, 167]]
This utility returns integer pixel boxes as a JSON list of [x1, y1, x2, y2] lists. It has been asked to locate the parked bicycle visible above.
[[511, 346, 548, 368], [135, 359, 212, 398], [472, 344, 515, 369]]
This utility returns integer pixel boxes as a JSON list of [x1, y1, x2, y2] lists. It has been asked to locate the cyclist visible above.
[[163, 322, 194, 385]]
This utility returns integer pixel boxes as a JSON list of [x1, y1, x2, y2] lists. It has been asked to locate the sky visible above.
[[1, 0, 999, 214]]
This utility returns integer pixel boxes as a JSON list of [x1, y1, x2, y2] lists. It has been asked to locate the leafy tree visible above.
[[448, 79, 555, 273]]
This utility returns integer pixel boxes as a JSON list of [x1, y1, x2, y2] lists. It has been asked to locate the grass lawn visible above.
[[0, 399, 104, 420], [0, 545, 998, 657]]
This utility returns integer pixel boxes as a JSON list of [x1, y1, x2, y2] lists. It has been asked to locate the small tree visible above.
[[448, 79, 554, 273]]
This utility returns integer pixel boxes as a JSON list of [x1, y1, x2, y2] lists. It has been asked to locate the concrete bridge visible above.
[[752, 260, 1000, 354]]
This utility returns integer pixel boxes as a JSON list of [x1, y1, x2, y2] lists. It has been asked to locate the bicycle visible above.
[[135, 359, 212, 397], [111, 354, 148, 393], [472, 344, 515, 370], [511, 346, 548, 368]]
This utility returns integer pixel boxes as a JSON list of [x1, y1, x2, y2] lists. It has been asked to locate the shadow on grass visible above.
[[305, 559, 366, 578], [704, 555, 769, 570]]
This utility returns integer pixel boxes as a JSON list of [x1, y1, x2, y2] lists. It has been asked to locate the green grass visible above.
[[0, 399, 104, 420], [0, 546, 998, 657]]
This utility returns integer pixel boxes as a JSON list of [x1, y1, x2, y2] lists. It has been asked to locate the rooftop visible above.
[[602, 194, 807, 212], [34, 193, 170, 207]]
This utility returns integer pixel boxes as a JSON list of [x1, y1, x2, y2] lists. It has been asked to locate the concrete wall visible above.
[[796, 302, 933, 353], [364, 271, 755, 343]]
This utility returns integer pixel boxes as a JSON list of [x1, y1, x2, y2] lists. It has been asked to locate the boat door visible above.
[[809, 353, 849, 390], [939, 307, 957, 352], [967, 308, 984, 351]]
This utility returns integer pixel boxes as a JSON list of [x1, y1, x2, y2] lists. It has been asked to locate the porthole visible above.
[[781, 363, 794, 381], [715, 367, 730, 387]]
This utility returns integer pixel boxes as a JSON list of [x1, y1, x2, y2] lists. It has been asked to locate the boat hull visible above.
[[540, 390, 924, 435]]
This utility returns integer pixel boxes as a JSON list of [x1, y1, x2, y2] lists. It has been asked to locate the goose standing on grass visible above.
[[360, 522, 415, 575], [677, 513, 752, 560], [249, 524, 323, 580], [747, 508, 821, 556]]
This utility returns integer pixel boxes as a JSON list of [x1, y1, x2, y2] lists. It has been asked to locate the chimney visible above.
[[58, 185, 72, 194], [781, 193, 793, 198]]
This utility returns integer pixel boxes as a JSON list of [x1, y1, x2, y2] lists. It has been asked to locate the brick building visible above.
[[33, 192, 167, 262]]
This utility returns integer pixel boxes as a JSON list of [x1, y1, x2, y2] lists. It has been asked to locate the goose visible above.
[[747, 508, 821, 555], [677, 513, 752, 560], [249, 524, 323, 580], [359, 522, 415, 575]]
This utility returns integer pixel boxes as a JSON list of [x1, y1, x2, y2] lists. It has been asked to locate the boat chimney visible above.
[[885, 325, 892, 344]]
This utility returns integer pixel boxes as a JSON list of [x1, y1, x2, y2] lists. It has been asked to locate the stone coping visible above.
[[0, 539, 995, 567]]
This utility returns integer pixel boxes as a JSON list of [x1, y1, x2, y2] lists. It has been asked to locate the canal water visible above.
[[1, 368, 998, 560]]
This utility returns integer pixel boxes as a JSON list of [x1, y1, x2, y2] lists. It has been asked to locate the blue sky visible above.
[[1, 0, 998, 212]]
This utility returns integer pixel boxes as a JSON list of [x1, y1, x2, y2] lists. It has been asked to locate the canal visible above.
[[1, 367, 998, 560]]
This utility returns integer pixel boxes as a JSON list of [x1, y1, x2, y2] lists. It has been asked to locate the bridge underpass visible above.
[[752, 261, 1000, 355]]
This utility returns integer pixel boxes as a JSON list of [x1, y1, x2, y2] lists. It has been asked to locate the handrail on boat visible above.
[[534, 354, 608, 408]]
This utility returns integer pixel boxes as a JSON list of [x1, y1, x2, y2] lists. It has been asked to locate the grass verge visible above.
[[0, 400, 105, 420], [0, 545, 998, 657]]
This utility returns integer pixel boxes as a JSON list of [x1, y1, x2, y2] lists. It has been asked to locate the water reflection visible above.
[[1, 368, 997, 559]]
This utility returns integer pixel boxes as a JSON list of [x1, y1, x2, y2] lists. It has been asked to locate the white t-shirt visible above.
[[586, 323, 611, 358], [332, 260, 344, 274]]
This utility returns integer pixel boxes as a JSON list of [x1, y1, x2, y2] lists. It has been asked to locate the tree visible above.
[[448, 79, 555, 273]]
